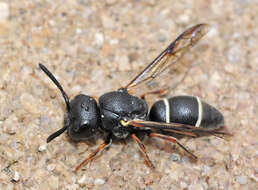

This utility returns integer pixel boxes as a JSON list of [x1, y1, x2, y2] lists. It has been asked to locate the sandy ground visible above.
[[0, 0, 257, 189]]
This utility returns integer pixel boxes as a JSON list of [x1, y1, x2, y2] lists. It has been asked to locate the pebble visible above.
[[2, 115, 18, 135], [105, 0, 117, 5], [94, 178, 105, 185], [20, 93, 40, 114], [224, 64, 235, 73], [227, 45, 242, 64], [169, 153, 181, 162], [21, 66, 32, 79], [203, 165, 210, 174], [78, 175, 86, 184], [85, 46, 96, 54], [207, 27, 218, 38], [180, 181, 188, 189], [235, 175, 247, 185], [71, 85, 82, 95], [210, 71, 221, 88], [178, 14, 190, 23], [94, 32, 104, 48], [47, 164, 56, 171], [109, 38, 119, 45], [101, 184, 111, 190], [250, 174, 258, 183], [101, 15, 116, 29], [12, 171, 20, 182], [48, 20, 55, 26], [117, 55, 130, 71], [48, 176, 59, 189], [0, 3, 9, 20], [38, 144, 47, 152], [76, 28, 82, 34]]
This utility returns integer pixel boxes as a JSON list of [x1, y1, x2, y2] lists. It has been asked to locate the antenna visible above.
[[39, 63, 70, 112], [39, 63, 70, 143], [46, 126, 68, 143]]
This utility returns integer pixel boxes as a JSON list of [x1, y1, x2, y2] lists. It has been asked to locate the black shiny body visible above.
[[149, 96, 224, 129], [99, 88, 149, 139], [66, 94, 101, 141], [39, 24, 230, 171], [200, 100, 224, 129]]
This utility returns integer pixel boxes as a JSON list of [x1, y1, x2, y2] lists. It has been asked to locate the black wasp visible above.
[[39, 24, 231, 171]]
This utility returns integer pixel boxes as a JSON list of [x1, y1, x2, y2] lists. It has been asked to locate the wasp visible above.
[[39, 24, 231, 171]]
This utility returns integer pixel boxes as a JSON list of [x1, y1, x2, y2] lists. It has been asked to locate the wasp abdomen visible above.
[[149, 96, 224, 129]]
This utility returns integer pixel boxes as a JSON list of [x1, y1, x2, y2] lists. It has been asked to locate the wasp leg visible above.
[[74, 134, 112, 172], [149, 133, 198, 160], [131, 133, 155, 169], [140, 88, 168, 100]]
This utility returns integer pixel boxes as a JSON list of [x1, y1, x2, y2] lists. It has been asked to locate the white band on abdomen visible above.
[[195, 96, 202, 127], [163, 98, 170, 123]]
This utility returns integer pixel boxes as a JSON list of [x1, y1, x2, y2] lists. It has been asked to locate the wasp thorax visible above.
[[99, 90, 148, 139]]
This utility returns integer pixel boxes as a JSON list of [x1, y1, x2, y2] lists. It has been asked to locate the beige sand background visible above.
[[0, 0, 257, 189]]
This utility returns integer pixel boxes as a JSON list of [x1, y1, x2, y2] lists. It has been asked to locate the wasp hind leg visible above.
[[149, 133, 198, 160]]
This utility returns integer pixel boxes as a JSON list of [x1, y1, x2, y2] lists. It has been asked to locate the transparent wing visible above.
[[123, 120, 231, 137], [124, 24, 210, 90]]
